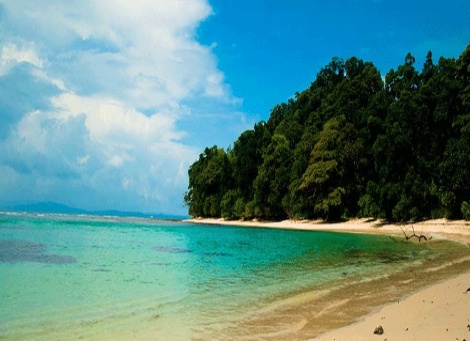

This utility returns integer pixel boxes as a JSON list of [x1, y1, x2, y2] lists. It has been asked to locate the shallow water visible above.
[[0, 213, 452, 340]]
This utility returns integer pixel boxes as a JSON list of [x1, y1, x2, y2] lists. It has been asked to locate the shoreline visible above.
[[186, 217, 470, 244], [186, 217, 470, 340]]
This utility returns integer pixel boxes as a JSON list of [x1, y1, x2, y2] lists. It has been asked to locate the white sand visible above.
[[187, 217, 470, 244], [314, 272, 470, 341]]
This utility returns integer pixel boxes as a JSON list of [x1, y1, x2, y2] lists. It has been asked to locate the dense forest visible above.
[[184, 44, 470, 222]]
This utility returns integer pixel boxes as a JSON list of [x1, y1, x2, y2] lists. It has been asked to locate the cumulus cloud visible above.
[[0, 43, 43, 75], [0, 0, 242, 214]]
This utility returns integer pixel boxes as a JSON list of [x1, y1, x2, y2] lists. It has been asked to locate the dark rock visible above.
[[373, 326, 384, 335]]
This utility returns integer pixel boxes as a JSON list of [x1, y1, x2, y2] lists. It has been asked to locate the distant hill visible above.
[[1, 201, 188, 220], [9, 202, 87, 214]]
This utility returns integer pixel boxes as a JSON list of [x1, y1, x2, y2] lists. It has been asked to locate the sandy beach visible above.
[[187, 217, 470, 244], [187, 218, 470, 340], [315, 271, 470, 341]]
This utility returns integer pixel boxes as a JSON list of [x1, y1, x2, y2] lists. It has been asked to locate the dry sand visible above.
[[186, 218, 470, 340], [314, 271, 470, 341]]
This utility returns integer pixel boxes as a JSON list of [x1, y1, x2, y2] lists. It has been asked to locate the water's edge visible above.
[[231, 239, 470, 340]]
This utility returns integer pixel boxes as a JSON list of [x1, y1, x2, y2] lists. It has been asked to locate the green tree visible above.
[[253, 134, 293, 219], [230, 122, 271, 206], [185, 146, 231, 217], [300, 115, 361, 221]]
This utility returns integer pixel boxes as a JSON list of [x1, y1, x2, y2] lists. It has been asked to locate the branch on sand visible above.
[[400, 225, 431, 242]]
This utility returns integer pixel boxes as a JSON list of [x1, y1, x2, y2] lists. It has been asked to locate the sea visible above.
[[0, 212, 462, 340]]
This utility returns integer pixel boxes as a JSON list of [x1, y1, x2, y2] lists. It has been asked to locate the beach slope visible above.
[[314, 272, 470, 341]]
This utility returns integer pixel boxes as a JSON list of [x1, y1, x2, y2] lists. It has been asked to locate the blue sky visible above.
[[0, 0, 469, 215]]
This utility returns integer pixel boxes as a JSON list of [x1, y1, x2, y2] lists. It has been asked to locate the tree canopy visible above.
[[185, 44, 470, 222]]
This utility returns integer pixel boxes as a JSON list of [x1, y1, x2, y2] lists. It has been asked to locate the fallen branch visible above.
[[399, 225, 431, 242]]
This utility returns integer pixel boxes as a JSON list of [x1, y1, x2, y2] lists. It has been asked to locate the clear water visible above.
[[0, 213, 433, 340]]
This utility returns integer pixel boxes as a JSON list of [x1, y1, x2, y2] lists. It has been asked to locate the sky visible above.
[[0, 0, 469, 215]]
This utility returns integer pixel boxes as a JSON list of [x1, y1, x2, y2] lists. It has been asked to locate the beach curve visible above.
[[186, 218, 470, 340]]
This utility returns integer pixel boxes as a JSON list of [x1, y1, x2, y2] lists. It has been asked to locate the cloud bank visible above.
[[0, 0, 243, 214]]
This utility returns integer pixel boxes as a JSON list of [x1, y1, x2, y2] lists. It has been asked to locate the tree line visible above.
[[184, 44, 470, 222]]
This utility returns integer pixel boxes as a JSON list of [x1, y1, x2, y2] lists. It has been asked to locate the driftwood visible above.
[[399, 225, 431, 242]]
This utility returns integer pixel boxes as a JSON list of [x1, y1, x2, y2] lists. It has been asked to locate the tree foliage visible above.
[[185, 44, 470, 222]]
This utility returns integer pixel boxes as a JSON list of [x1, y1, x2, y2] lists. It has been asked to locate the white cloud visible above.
[[0, 0, 241, 214], [2, 97, 198, 212], [2, 0, 227, 107], [0, 42, 43, 75], [77, 155, 90, 166]]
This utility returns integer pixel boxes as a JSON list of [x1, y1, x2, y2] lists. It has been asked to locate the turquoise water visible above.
[[0, 213, 432, 340]]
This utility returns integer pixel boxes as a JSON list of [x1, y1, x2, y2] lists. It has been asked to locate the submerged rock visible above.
[[0, 239, 76, 264]]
